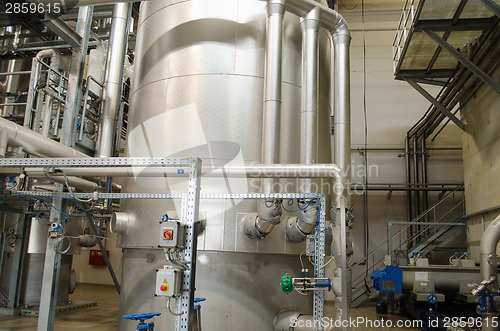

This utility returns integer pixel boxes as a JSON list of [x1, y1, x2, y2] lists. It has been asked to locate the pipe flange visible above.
[[487, 254, 500, 266]]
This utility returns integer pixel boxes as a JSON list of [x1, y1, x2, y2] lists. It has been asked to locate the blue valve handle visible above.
[[123, 312, 161, 323], [194, 298, 206, 304], [427, 294, 437, 304]]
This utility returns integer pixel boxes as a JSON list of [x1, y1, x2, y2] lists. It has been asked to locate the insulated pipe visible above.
[[261, 0, 285, 194], [250, 0, 287, 240], [300, 7, 320, 193], [40, 49, 62, 137], [479, 214, 500, 292], [96, 3, 130, 157], [0, 117, 87, 158], [331, 25, 351, 203]]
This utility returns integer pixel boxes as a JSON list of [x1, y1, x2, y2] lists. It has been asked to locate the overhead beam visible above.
[[406, 79, 465, 131], [414, 17, 497, 32], [42, 15, 82, 48], [424, 29, 500, 95]]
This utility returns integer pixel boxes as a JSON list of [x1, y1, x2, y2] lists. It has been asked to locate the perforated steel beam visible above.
[[424, 29, 500, 95]]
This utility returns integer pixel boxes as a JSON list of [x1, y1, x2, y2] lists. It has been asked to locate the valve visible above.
[[281, 274, 293, 294], [123, 312, 161, 331]]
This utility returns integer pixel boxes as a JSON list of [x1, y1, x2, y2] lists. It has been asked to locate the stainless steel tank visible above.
[[118, 0, 332, 329]]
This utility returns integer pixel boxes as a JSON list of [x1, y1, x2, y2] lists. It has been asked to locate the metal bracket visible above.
[[405, 79, 465, 131]]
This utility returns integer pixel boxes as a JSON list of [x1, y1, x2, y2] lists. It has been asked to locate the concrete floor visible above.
[[0, 284, 119, 331], [0, 284, 418, 330]]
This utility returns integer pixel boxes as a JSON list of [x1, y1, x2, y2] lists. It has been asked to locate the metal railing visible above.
[[78, 75, 103, 141], [23, 58, 68, 136], [392, 0, 422, 73], [350, 184, 464, 292]]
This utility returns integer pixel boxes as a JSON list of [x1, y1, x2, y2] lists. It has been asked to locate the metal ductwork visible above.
[[96, 3, 131, 158]]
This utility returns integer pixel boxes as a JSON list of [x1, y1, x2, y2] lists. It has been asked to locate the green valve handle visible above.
[[281, 274, 293, 294]]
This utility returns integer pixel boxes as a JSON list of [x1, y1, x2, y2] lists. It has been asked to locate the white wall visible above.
[[339, 2, 463, 266], [72, 230, 123, 285]]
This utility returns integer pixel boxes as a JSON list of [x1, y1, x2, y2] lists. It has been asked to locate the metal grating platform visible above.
[[393, 0, 499, 80]]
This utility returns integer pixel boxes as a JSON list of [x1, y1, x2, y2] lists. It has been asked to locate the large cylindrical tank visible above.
[[118, 0, 332, 330]]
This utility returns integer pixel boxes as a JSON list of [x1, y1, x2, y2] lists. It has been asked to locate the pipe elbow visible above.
[[480, 215, 500, 256], [331, 20, 351, 45]]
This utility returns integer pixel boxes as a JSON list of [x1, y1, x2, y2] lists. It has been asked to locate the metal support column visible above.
[[6, 213, 31, 308], [175, 158, 202, 331], [336, 196, 348, 330], [423, 29, 500, 95], [37, 194, 66, 331], [406, 79, 465, 130], [61, 6, 94, 147]]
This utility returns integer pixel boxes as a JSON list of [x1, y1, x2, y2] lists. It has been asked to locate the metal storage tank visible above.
[[117, 0, 332, 329]]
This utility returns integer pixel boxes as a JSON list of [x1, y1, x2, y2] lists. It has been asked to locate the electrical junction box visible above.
[[155, 267, 182, 297], [159, 221, 185, 248], [371, 265, 403, 293]]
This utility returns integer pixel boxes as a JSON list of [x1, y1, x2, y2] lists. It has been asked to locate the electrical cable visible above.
[[167, 297, 183, 316], [7, 213, 23, 230], [282, 199, 313, 212], [54, 235, 72, 254], [56, 168, 94, 211]]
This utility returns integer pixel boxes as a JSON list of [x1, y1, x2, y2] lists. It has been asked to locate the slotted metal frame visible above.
[[0, 157, 331, 331]]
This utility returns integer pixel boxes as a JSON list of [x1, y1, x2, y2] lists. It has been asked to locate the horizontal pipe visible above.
[[0, 117, 87, 158]]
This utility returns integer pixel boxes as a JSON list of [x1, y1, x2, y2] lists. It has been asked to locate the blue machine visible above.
[[478, 293, 499, 312], [371, 265, 402, 293], [123, 312, 161, 330]]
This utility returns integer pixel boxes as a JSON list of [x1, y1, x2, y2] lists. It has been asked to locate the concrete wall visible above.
[[462, 68, 500, 261]]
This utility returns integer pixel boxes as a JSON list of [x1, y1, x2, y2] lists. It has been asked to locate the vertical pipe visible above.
[[331, 21, 351, 327], [413, 136, 420, 245], [300, 8, 320, 193], [332, 27, 351, 201], [96, 3, 131, 157], [261, 0, 286, 193], [405, 135, 412, 221], [421, 134, 428, 222]]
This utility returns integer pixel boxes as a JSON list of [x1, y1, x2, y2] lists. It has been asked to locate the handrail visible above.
[[350, 184, 464, 287]]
